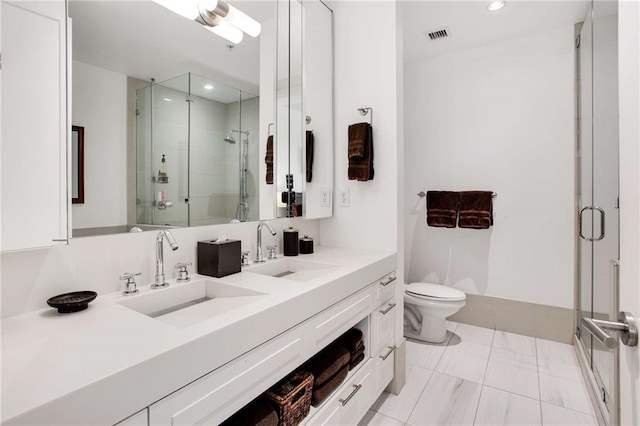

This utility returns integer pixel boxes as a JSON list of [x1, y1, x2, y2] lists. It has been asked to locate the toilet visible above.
[[404, 282, 466, 343]]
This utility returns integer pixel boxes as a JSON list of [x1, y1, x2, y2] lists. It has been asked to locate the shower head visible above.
[[224, 135, 236, 144]]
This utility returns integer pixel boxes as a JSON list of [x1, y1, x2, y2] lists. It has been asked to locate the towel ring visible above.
[[357, 106, 373, 125]]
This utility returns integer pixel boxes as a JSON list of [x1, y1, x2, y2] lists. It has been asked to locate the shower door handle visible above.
[[582, 312, 638, 348], [579, 206, 605, 241]]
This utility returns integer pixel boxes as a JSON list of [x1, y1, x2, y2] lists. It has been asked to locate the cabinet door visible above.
[[1, 0, 69, 251]]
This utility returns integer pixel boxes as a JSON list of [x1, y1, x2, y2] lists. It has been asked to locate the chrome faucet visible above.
[[255, 221, 277, 263], [152, 230, 179, 289]]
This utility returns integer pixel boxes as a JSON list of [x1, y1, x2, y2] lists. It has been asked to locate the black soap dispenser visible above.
[[283, 227, 299, 256]]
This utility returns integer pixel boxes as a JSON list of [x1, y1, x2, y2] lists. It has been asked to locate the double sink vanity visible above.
[[2, 247, 397, 425]]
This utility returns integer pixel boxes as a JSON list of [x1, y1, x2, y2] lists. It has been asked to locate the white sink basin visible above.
[[244, 258, 339, 282], [118, 280, 265, 328]]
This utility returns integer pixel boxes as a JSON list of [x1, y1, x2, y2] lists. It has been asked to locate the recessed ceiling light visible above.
[[488, 1, 505, 11], [204, 84, 214, 90], [163, 98, 172, 102]]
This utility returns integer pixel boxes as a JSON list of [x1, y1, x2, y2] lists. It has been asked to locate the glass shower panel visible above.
[[578, 4, 594, 365], [136, 74, 190, 227], [240, 90, 260, 222], [187, 73, 241, 225], [591, 0, 619, 409]]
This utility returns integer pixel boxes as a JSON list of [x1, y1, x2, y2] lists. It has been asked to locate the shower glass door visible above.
[[577, 0, 620, 421]]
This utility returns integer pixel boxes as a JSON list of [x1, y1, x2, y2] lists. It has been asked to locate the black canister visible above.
[[283, 227, 299, 256], [299, 235, 314, 254]]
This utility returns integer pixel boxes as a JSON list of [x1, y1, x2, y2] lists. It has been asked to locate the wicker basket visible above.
[[264, 370, 314, 426]]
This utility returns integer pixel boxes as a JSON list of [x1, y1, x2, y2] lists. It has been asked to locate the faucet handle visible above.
[[175, 262, 192, 282], [267, 245, 278, 260], [120, 272, 141, 296], [241, 251, 251, 266]]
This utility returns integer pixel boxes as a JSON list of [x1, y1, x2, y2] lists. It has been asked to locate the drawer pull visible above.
[[380, 276, 396, 287], [339, 384, 362, 406], [379, 303, 396, 315], [380, 346, 395, 361]]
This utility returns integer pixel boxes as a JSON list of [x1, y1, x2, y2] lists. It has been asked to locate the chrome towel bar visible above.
[[417, 191, 497, 198]]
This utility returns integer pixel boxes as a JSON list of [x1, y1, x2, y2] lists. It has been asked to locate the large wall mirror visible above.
[[70, 0, 275, 236], [69, 0, 332, 237]]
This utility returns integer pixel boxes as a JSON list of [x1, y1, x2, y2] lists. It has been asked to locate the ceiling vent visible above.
[[424, 27, 450, 41]]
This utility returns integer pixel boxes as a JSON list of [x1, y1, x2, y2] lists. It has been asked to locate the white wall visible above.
[[319, 1, 399, 253], [71, 60, 127, 229], [404, 26, 576, 309], [0, 218, 319, 318]]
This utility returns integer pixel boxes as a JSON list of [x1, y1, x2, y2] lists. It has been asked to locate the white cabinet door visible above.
[[1, 0, 69, 252]]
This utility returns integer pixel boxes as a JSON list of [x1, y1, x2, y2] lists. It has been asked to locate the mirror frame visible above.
[[71, 125, 85, 204]]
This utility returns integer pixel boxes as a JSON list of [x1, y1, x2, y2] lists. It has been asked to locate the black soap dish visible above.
[[47, 291, 97, 313]]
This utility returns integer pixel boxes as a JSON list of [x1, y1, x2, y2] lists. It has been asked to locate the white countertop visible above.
[[1, 246, 396, 425]]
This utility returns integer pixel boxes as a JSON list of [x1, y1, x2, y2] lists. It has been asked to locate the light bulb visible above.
[[487, 1, 505, 12], [204, 84, 214, 90], [223, 4, 261, 37]]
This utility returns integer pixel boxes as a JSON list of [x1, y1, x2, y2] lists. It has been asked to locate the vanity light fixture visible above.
[[153, 0, 261, 44], [487, 1, 505, 11], [204, 84, 214, 90]]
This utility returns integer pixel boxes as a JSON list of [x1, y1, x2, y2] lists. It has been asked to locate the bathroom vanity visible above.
[[1, 247, 397, 425]]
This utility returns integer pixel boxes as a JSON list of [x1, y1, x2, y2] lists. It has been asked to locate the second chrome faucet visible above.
[[255, 221, 277, 263]]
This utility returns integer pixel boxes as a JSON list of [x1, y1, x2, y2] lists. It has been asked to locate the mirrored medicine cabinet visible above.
[[0, 0, 334, 251]]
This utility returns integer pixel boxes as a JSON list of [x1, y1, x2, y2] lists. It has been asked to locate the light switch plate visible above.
[[339, 187, 350, 207], [320, 188, 331, 207]]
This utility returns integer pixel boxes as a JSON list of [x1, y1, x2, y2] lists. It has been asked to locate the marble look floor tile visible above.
[[484, 348, 539, 399], [451, 323, 495, 347], [492, 331, 537, 356], [474, 386, 542, 425], [371, 365, 432, 422], [539, 373, 595, 415], [358, 410, 405, 426], [406, 372, 481, 426], [540, 402, 598, 425], [435, 340, 491, 383], [406, 340, 447, 370], [536, 339, 582, 382]]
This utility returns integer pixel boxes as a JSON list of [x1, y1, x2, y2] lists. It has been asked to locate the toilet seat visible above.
[[405, 282, 466, 302]]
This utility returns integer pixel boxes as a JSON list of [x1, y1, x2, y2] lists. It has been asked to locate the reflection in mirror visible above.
[[276, 0, 333, 219], [69, 0, 273, 237]]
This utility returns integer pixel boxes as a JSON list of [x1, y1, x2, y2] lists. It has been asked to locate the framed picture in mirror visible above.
[[71, 125, 85, 204]]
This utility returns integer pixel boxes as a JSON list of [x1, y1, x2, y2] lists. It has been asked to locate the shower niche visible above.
[[136, 72, 259, 227]]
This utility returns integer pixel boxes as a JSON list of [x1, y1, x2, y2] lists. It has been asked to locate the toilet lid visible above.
[[406, 282, 466, 302]]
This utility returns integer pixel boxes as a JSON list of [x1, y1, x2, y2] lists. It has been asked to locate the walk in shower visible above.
[[576, 1, 620, 423], [135, 72, 259, 226]]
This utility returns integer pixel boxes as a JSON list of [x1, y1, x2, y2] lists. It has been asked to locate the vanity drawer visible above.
[[371, 298, 396, 356], [115, 408, 148, 426], [310, 287, 373, 349], [374, 273, 396, 306], [306, 360, 376, 426], [149, 332, 304, 425], [375, 343, 395, 392]]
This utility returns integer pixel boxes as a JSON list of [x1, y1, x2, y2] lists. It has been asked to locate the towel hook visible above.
[[267, 122, 274, 136], [357, 106, 373, 125]]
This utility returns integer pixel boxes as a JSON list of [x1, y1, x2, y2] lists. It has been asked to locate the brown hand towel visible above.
[[305, 345, 350, 387], [336, 328, 363, 352], [265, 135, 274, 185], [348, 123, 374, 181], [426, 191, 459, 228], [306, 130, 314, 183], [220, 397, 279, 426], [349, 352, 365, 370], [350, 340, 364, 357], [311, 364, 349, 406], [348, 123, 368, 159], [458, 191, 493, 229]]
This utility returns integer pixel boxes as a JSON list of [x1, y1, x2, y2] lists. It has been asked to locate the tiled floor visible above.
[[361, 322, 598, 426]]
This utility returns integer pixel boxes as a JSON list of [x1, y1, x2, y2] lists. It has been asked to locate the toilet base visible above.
[[405, 316, 448, 343]]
